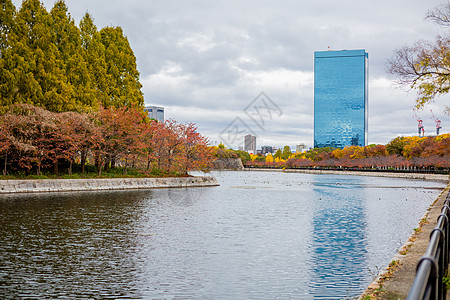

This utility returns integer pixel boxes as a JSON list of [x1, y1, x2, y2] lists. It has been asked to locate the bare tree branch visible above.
[[425, 2, 450, 27]]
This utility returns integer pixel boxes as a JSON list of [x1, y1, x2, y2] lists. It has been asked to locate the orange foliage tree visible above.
[[0, 104, 212, 176]]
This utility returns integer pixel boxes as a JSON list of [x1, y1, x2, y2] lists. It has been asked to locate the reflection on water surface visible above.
[[0, 171, 445, 299]]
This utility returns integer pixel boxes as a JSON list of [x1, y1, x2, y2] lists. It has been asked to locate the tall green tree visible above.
[[99, 26, 144, 108], [0, 0, 15, 53], [0, 0, 16, 109], [79, 12, 106, 110], [274, 148, 282, 159], [0, 0, 64, 110], [281, 145, 292, 159], [50, 0, 94, 112], [0, 0, 144, 113], [387, 3, 450, 114]]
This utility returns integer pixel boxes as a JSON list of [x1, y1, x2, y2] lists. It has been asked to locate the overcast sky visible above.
[[12, 0, 450, 149]]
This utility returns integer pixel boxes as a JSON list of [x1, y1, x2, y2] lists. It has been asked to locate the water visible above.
[[0, 171, 446, 299]]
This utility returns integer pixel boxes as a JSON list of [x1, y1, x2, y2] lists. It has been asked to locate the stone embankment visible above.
[[0, 176, 219, 194], [212, 158, 244, 170], [245, 168, 450, 182]]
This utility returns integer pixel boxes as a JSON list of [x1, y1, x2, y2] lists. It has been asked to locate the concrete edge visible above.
[[0, 176, 219, 194], [243, 168, 450, 182], [359, 183, 450, 299]]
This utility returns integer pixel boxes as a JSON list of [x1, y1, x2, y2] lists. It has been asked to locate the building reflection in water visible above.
[[308, 178, 369, 299]]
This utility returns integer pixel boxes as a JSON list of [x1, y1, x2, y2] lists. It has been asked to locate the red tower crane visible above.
[[430, 109, 442, 135], [413, 109, 424, 137]]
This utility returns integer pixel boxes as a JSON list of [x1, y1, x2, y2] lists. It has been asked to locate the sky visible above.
[[12, 0, 450, 149]]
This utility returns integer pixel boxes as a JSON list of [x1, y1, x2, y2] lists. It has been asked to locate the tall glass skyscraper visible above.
[[314, 49, 368, 148]]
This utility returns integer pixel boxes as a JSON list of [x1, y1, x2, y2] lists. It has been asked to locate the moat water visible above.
[[0, 171, 446, 299]]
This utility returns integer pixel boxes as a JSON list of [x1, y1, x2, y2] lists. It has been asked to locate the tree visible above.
[[2, 104, 60, 175], [274, 148, 282, 159], [94, 105, 146, 175], [79, 12, 106, 110], [0, 0, 15, 53], [0, 119, 12, 175], [281, 146, 292, 159], [386, 136, 406, 156], [387, 3, 450, 113], [178, 122, 212, 173], [50, 1, 95, 112], [99, 26, 144, 108]]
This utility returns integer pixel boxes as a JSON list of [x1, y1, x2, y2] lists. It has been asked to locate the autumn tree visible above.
[[57, 111, 99, 175], [0, 120, 12, 175], [178, 122, 212, 173], [387, 3, 450, 113], [92, 106, 146, 175]]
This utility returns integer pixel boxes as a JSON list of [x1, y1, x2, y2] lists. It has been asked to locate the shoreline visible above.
[[360, 183, 450, 299], [0, 176, 219, 194], [241, 168, 450, 182]]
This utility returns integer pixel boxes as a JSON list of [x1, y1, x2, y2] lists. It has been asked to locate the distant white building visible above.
[[145, 106, 164, 122]]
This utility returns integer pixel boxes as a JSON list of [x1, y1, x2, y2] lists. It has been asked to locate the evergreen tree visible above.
[[79, 12, 107, 109], [99, 26, 144, 108], [50, 0, 94, 111], [0, 0, 16, 108], [0, 0, 15, 53], [0, 0, 144, 112], [1, 0, 61, 110]]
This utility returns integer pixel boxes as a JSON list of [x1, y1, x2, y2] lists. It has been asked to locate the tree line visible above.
[[243, 135, 450, 171], [0, 0, 143, 113], [0, 1, 214, 177], [0, 104, 212, 176]]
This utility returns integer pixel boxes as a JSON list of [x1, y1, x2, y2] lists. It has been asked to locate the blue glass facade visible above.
[[314, 50, 368, 148]]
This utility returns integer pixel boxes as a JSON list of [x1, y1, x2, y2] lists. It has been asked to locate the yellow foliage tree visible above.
[[266, 154, 274, 163], [402, 136, 426, 158], [349, 146, 366, 159], [436, 133, 450, 142], [332, 148, 345, 159]]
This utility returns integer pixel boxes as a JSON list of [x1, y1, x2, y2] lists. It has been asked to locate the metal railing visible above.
[[407, 191, 450, 300]]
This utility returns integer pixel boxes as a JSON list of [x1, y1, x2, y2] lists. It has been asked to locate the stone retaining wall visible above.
[[0, 176, 219, 194], [212, 158, 244, 170]]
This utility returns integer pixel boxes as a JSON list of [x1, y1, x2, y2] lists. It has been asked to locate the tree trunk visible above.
[[98, 160, 103, 176], [53, 159, 59, 175], [3, 153, 7, 176], [123, 158, 128, 175], [37, 159, 41, 176], [81, 149, 87, 174], [104, 155, 111, 172], [95, 153, 100, 170], [68, 161, 73, 176]]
